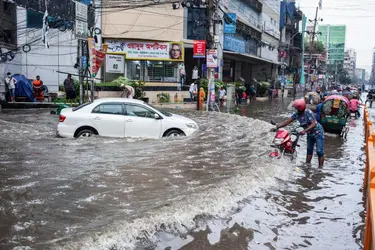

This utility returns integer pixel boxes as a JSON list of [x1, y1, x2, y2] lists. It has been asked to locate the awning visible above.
[[224, 50, 281, 65]]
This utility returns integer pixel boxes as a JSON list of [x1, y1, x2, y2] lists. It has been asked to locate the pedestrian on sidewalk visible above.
[[5, 72, 16, 103], [63, 74, 76, 104], [189, 81, 197, 102], [219, 86, 226, 107]]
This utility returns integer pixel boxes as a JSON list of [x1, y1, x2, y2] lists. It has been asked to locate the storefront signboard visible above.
[[223, 36, 245, 53], [106, 55, 125, 74], [206, 49, 218, 68], [193, 40, 206, 58], [105, 40, 184, 62], [224, 13, 236, 34]]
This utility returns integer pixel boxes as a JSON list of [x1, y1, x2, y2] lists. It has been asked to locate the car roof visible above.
[[93, 98, 145, 104]]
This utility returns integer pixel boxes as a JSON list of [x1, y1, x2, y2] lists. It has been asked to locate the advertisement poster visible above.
[[193, 40, 206, 58], [105, 40, 184, 62], [88, 37, 108, 77], [206, 49, 218, 68], [224, 13, 236, 34], [106, 55, 125, 74]]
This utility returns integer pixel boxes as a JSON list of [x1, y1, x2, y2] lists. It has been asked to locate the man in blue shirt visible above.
[[315, 98, 324, 123], [273, 99, 325, 167]]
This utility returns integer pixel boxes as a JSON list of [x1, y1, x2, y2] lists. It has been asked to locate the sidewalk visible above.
[[152, 103, 197, 110]]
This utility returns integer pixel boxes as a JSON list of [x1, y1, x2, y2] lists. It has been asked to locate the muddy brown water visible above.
[[0, 97, 366, 250]]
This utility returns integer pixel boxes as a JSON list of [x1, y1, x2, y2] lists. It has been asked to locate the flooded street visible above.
[[0, 98, 366, 250]]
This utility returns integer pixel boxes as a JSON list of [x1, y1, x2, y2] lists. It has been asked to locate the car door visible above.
[[124, 104, 162, 138], [90, 103, 125, 137]]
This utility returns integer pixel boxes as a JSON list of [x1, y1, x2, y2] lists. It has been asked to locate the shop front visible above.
[[104, 40, 184, 86]]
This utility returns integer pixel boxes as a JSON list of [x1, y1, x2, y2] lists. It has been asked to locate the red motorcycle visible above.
[[269, 121, 301, 160]]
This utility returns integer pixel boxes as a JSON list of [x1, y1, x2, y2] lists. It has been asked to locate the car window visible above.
[[125, 104, 155, 118], [92, 103, 123, 115], [72, 102, 91, 111], [146, 103, 172, 117]]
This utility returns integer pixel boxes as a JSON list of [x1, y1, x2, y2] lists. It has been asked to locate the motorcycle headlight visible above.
[[274, 138, 284, 145], [186, 123, 198, 129]]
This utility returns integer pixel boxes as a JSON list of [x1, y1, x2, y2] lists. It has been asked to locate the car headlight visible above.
[[186, 123, 198, 129]]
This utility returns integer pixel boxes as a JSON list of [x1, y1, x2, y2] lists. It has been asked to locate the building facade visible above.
[[219, 0, 280, 86], [1, 0, 93, 92], [371, 49, 375, 85], [318, 25, 346, 66], [356, 68, 366, 81], [343, 48, 356, 79], [279, 0, 303, 89]]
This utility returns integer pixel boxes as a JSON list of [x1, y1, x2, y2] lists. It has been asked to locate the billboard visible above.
[[105, 40, 184, 62]]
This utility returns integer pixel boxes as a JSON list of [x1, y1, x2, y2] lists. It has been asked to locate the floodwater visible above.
[[0, 97, 366, 250]]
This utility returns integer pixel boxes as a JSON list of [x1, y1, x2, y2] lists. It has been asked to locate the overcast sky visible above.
[[298, 0, 375, 72]]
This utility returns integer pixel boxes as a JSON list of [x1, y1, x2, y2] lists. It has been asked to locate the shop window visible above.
[[110, 60, 179, 83], [164, 62, 178, 82], [145, 61, 164, 82], [126, 60, 144, 81]]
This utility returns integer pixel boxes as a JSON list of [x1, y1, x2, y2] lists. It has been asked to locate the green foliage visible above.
[[197, 78, 226, 92], [108, 76, 133, 87], [305, 41, 326, 54], [256, 81, 270, 97], [129, 80, 146, 99], [157, 92, 171, 103]]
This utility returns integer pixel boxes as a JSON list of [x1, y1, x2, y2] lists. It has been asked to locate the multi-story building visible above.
[[1, 0, 93, 92], [102, 0, 283, 102], [0, 0, 17, 76], [371, 49, 375, 85], [343, 49, 356, 79], [356, 68, 366, 81], [278, 0, 304, 89], [318, 24, 346, 66]]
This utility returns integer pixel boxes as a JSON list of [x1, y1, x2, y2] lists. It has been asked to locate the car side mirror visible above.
[[154, 113, 162, 119]]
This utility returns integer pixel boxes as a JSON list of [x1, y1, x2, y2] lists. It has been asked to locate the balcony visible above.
[[242, 0, 263, 12]]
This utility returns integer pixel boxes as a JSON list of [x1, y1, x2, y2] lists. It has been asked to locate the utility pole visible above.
[[206, 0, 217, 111], [308, 6, 319, 91]]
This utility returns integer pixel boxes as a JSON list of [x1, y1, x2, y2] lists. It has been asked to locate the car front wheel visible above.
[[76, 129, 95, 138], [165, 129, 185, 137]]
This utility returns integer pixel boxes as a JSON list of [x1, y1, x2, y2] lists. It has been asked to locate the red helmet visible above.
[[292, 99, 306, 112]]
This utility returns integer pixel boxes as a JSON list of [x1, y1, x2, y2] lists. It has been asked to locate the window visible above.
[[164, 62, 178, 82], [145, 61, 163, 82], [187, 8, 207, 40], [92, 103, 123, 115], [73, 102, 91, 112], [125, 60, 178, 82], [125, 105, 155, 118], [126, 60, 144, 81]]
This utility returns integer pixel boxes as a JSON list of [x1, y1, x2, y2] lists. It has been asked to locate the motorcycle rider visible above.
[[272, 99, 325, 167]]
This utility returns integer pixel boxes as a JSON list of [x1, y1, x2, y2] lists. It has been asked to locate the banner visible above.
[[91, 46, 108, 77], [193, 40, 206, 58], [106, 55, 125, 74], [206, 49, 218, 68], [88, 37, 108, 78], [105, 40, 184, 62], [224, 13, 236, 34]]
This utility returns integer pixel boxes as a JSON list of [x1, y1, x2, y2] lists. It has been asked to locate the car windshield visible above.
[[146, 103, 172, 117], [72, 102, 91, 111]]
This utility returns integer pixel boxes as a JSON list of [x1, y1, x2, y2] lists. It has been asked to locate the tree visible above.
[[305, 41, 326, 54]]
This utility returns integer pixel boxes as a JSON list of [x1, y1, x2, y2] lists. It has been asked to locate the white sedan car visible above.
[[57, 98, 199, 139]]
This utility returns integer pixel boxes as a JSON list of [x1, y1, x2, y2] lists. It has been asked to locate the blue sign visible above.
[[224, 13, 236, 34], [81, 56, 87, 69], [80, 0, 91, 5], [223, 35, 245, 53]]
